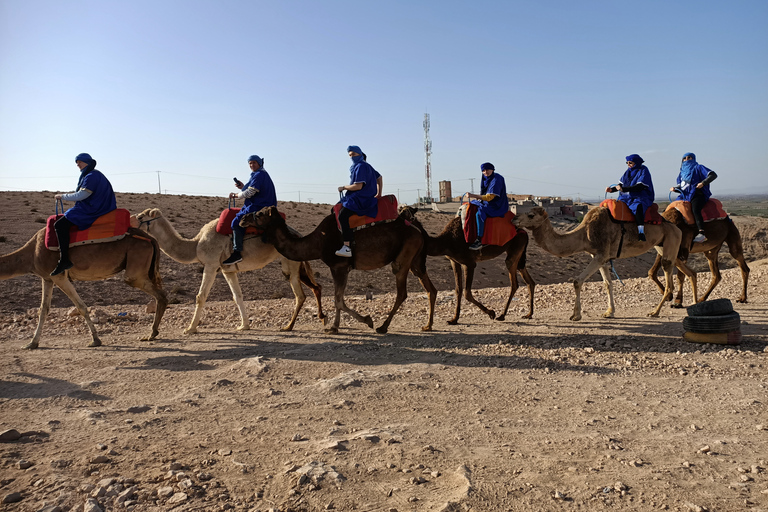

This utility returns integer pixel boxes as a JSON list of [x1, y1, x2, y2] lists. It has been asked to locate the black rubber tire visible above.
[[683, 312, 741, 333], [686, 298, 733, 317]]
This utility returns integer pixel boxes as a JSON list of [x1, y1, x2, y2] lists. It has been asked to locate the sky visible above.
[[1, 0, 767, 206]]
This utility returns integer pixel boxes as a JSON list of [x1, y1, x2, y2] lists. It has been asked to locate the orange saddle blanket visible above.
[[333, 195, 399, 231], [459, 203, 519, 246], [45, 209, 131, 251], [666, 199, 728, 225], [215, 208, 285, 236], [600, 199, 663, 224]]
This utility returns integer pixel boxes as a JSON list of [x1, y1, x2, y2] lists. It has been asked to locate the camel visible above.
[[0, 228, 167, 349], [513, 206, 697, 321], [239, 206, 437, 334], [648, 208, 750, 306], [399, 206, 536, 323], [134, 208, 325, 333]]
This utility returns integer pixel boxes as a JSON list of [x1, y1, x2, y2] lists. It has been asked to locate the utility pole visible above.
[[469, 178, 475, 194], [423, 113, 433, 203], [298, 191, 301, 203], [156, 171, 161, 194]]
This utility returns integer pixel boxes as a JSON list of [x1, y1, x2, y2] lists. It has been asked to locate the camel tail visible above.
[[129, 228, 163, 288]]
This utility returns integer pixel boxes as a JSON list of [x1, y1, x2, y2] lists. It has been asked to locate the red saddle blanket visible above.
[[333, 195, 399, 231], [600, 199, 663, 224], [216, 208, 285, 236], [459, 203, 519, 246], [45, 209, 131, 251], [666, 199, 728, 225]]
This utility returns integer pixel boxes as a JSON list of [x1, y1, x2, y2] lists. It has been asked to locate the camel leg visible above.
[[697, 248, 722, 303], [598, 263, 615, 318], [725, 225, 750, 303], [672, 266, 686, 307], [299, 261, 326, 325], [408, 259, 437, 332], [279, 259, 307, 332], [570, 256, 605, 321], [675, 258, 698, 305], [186, 267, 219, 334], [518, 268, 536, 319], [125, 275, 168, 341], [51, 277, 102, 347], [447, 259, 464, 325], [376, 259, 411, 334], [463, 263, 496, 321], [327, 267, 373, 334], [24, 278, 54, 350], [649, 257, 675, 317], [648, 253, 666, 295], [220, 270, 251, 331], [496, 258, 519, 322]]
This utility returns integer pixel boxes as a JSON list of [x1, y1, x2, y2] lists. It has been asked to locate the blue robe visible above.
[[617, 165, 655, 214], [232, 169, 277, 228], [470, 171, 509, 237], [341, 161, 379, 218], [64, 170, 117, 230], [675, 163, 713, 202]]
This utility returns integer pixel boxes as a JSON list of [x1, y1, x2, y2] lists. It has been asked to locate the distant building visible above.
[[438, 180, 453, 203]]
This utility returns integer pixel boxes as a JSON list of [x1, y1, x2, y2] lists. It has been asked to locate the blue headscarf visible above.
[[680, 152, 697, 183], [75, 153, 97, 190], [480, 162, 495, 171], [248, 155, 264, 167], [347, 145, 364, 166], [625, 154, 644, 166]]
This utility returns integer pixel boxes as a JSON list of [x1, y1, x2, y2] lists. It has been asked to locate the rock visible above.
[[126, 405, 152, 413], [2, 492, 22, 503], [97, 478, 116, 488], [67, 307, 81, 317], [89, 455, 110, 464], [17, 460, 33, 469], [157, 486, 174, 498], [167, 492, 188, 504], [83, 498, 103, 512], [0, 429, 21, 442]]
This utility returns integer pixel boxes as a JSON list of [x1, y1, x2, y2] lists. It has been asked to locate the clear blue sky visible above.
[[1, 0, 766, 205]]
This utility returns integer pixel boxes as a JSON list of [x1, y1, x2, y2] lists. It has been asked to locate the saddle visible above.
[[215, 208, 285, 236], [600, 199, 663, 224], [45, 209, 132, 251], [666, 198, 728, 225], [458, 203, 519, 246], [333, 194, 399, 232]]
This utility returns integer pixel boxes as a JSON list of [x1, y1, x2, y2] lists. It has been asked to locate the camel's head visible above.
[[134, 208, 164, 232], [398, 205, 418, 222], [513, 206, 548, 229], [240, 205, 280, 229]]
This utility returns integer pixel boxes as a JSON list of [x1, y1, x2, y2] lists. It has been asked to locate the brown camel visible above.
[[399, 206, 535, 323], [514, 206, 697, 321], [648, 208, 750, 306], [134, 208, 324, 333], [0, 228, 167, 349], [239, 206, 437, 334]]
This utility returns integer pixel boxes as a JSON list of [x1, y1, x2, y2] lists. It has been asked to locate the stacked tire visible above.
[[682, 298, 741, 345]]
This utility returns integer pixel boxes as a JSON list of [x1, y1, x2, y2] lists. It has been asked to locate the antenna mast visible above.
[[423, 113, 433, 203]]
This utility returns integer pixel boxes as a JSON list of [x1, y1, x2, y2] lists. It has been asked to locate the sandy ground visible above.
[[1, 191, 768, 511]]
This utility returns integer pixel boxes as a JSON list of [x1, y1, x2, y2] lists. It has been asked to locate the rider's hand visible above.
[[54, 194, 62, 200], [338, 186, 346, 192], [229, 192, 239, 199]]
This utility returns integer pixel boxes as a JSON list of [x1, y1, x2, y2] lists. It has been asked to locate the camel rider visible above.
[[605, 154, 654, 242], [670, 152, 718, 243], [51, 153, 117, 276], [335, 145, 382, 258], [465, 162, 509, 250], [222, 155, 277, 265]]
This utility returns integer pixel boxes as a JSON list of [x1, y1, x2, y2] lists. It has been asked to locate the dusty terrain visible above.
[[1, 191, 768, 512]]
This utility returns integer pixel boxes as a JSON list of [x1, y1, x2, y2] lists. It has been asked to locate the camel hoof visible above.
[[570, 314, 582, 321], [89, 338, 103, 347], [487, 310, 496, 320], [670, 302, 684, 309], [139, 332, 158, 342], [375, 325, 388, 334], [280, 324, 295, 332], [22, 341, 39, 350], [324, 327, 339, 335], [521, 314, 533, 320], [647, 312, 660, 318], [446, 319, 459, 325], [363, 315, 374, 329], [421, 325, 432, 332], [495, 314, 506, 322], [737, 298, 747, 304], [237, 324, 251, 331], [602, 312, 614, 319], [183, 327, 198, 335]]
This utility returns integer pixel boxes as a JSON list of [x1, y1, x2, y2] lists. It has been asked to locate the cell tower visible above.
[[423, 113, 433, 202]]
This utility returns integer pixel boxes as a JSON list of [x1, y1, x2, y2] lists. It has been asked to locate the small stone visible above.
[[740, 474, 753, 482], [169, 462, 183, 470], [218, 449, 232, 456], [2, 492, 22, 504], [17, 460, 33, 470], [0, 429, 21, 442], [83, 498, 103, 512], [167, 492, 188, 504], [89, 455, 110, 464], [157, 486, 174, 498], [554, 490, 566, 499], [698, 445, 711, 454]]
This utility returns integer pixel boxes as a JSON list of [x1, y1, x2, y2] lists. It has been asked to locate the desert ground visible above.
[[1, 191, 768, 512]]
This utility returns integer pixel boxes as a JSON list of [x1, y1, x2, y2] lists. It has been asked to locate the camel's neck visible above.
[[146, 217, 200, 263], [0, 236, 36, 280], [530, 219, 587, 258], [270, 218, 328, 261], [418, 217, 463, 257]]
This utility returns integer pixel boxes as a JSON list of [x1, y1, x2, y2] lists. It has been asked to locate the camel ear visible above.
[[149, 209, 161, 219]]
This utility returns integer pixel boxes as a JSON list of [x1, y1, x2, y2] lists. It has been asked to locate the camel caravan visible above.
[[0, 151, 750, 349]]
